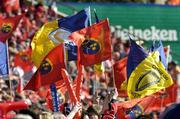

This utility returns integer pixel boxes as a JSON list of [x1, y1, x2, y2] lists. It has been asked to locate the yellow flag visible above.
[[127, 51, 173, 99], [31, 20, 59, 67]]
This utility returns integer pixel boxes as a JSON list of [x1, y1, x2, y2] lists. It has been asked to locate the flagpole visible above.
[[6, 39, 13, 100]]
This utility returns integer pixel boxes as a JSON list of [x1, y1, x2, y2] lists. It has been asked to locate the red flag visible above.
[[112, 96, 156, 119], [14, 48, 33, 73], [69, 19, 112, 66], [24, 44, 66, 91], [0, 14, 23, 42], [113, 57, 128, 97]]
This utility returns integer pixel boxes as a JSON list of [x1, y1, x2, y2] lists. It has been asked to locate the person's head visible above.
[[86, 106, 99, 119], [160, 103, 180, 119]]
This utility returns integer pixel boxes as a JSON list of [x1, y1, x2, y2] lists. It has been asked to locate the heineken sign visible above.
[[111, 26, 178, 41], [58, 3, 180, 63], [58, 3, 180, 42]]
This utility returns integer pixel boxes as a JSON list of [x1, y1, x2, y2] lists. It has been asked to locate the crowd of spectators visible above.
[[0, 0, 180, 119]]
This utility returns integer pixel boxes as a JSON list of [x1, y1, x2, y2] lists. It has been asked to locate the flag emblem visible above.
[[1, 23, 12, 33], [39, 59, 53, 74], [49, 28, 71, 44], [135, 69, 160, 92], [81, 38, 100, 54]]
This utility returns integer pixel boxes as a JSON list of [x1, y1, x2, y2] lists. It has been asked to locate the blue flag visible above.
[[0, 42, 8, 77], [149, 40, 167, 69], [57, 7, 91, 61], [58, 7, 91, 32], [127, 38, 148, 80]]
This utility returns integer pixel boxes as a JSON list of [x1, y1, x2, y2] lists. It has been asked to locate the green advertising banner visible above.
[[57, 3, 180, 63]]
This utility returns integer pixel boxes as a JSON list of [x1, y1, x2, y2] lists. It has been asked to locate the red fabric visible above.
[[0, 14, 23, 42], [69, 19, 112, 66], [14, 49, 33, 73], [112, 96, 156, 119], [75, 64, 83, 101], [24, 44, 66, 91], [113, 57, 128, 97], [146, 84, 178, 112]]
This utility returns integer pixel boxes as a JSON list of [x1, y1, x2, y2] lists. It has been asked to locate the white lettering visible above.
[[110, 25, 178, 41]]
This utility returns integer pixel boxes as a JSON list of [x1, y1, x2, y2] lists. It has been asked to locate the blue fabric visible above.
[[58, 8, 91, 32], [127, 38, 148, 79], [149, 40, 167, 69], [58, 8, 91, 61], [0, 42, 8, 77], [64, 42, 77, 61], [50, 83, 60, 112], [128, 105, 143, 119]]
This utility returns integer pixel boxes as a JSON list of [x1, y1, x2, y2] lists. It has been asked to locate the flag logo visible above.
[[81, 38, 100, 54], [1, 23, 12, 33], [39, 59, 53, 74], [135, 69, 160, 92], [49, 28, 71, 44]]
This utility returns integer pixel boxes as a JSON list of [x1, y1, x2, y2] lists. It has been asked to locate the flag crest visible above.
[[0, 15, 23, 42]]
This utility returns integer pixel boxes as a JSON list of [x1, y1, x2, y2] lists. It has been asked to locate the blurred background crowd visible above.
[[0, 0, 180, 119]]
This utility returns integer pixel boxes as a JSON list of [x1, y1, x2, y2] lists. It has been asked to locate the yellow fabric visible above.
[[31, 20, 59, 67], [127, 51, 173, 99], [94, 62, 104, 73]]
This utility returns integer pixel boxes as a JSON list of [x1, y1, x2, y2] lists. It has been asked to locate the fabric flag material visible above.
[[31, 8, 91, 67], [149, 40, 167, 69], [69, 19, 112, 66], [0, 42, 8, 77], [0, 15, 23, 43], [24, 44, 66, 91], [127, 39, 173, 99], [113, 57, 128, 97], [13, 49, 33, 73], [112, 96, 156, 119]]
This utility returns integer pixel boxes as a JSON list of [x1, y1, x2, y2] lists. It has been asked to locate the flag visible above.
[[0, 42, 8, 77], [126, 96, 156, 119], [31, 8, 91, 67], [0, 15, 23, 43], [69, 19, 112, 66], [112, 96, 156, 119], [24, 44, 66, 91], [113, 57, 128, 97], [13, 49, 33, 73], [127, 38, 173, 99], [149, 40, 167, 69]]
